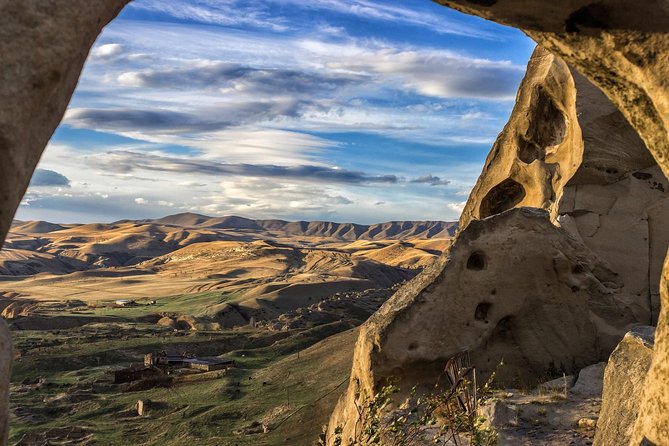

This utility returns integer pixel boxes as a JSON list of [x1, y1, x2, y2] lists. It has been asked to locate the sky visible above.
[[17, 0, 535, 225]]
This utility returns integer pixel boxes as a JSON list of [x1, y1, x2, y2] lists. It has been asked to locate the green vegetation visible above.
[[331, 356, 499, 446], [9, 313, 356, 445], [85, 290, 243, 319]]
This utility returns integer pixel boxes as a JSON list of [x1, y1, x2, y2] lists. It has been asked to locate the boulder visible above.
[[480, 399, 518, 428], [596, 326, 655, 446], [326, 207, 638, 443], [537, 375, 574, 394], [571, 362, 606, 397]]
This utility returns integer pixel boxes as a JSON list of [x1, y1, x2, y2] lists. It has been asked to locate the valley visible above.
[[0, 214, 453, 445]]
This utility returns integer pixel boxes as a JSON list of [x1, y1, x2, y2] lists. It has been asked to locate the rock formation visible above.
[[595, 326, 655, 446], [326, 46, 669, 444], [428, 5, 669, 440], [0, 1, 668, 445], [461, 46, 668, 326]]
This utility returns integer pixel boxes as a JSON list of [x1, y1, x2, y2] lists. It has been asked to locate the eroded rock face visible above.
[[430, 3, 669, 443], [326, 207, 638, 443], [595, 326, 654, 446], [327, 46, 669, 444], [0, 0, 129, 246], [432, 1, 669, 177], [459, 46, 584, 228], [461, 47, 668, 326]]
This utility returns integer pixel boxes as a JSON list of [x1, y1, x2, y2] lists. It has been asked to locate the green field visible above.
[[9, 309, 356, 446]]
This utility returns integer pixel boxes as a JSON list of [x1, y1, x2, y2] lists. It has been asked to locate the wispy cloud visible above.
[[127, 0, 501, 39], [410, 174, 451, 186], [18, 0, 534, 224], [117, 61, 365, 93], [85, 150, 399, 185]]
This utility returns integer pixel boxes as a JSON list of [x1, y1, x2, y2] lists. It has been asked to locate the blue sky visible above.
[[18, 0, 535, 224]]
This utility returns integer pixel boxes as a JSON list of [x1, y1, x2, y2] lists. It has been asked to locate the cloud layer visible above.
[[17, 0, 534, 224]]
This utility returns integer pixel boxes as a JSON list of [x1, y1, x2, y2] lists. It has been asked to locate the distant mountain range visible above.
[[13, 212, 458, 241], [2, 213, 456, 276]]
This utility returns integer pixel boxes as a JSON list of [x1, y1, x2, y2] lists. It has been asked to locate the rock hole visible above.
[[479, 178, 526, 218], [408, 342, 418, 351], [467, 251, 486, 270], [572, 264, 585, 274], [493, 316, 514, 338], [518, 87, 567, 163], [633, 172, 653, 180], [475, 302, 492, 321]]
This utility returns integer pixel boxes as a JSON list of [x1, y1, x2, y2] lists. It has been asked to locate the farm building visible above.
[[144, 351, 236, 371]]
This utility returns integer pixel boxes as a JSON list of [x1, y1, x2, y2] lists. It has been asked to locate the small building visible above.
[[145, 351, 187, 367], [186, 358, 236, 372], [144, 351, 236, 371], [115, 299, 137, 307]]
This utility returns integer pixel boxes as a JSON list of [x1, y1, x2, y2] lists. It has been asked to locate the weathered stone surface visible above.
[[595, 326, 654, 446], [571, 362, 605, 397], [326, 207, 638, 444], [480, 399, 518, 428], [460, 47, 669, 326], [0, 0, 129, 247], [425, 4, 669, 441], [326, 43, 669, 444], [459, 46, 585, 228], [432, 1, 669, 176], [538, 374, 574, 393]]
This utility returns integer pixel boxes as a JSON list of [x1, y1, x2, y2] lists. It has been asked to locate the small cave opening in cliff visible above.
[[518, 86, 567, 163], [479, 178, 527, 218]]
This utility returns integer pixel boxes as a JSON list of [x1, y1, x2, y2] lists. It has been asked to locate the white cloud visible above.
[[91, 43, 125, 61]]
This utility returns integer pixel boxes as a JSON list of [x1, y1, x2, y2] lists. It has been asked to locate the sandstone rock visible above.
[[595, 326, 655, 446], [326, 208, 638, 443], [578, 417, 597, 429], [537, 374, 574, 394], [423, 4, 669, 441], [0, 0, 129, 246], [326, 45, 666, 444], [459, 46, 669, 326], [431, 1, 669, 176], [571, 362, 605, 397], [480, 399, 518, 428]]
